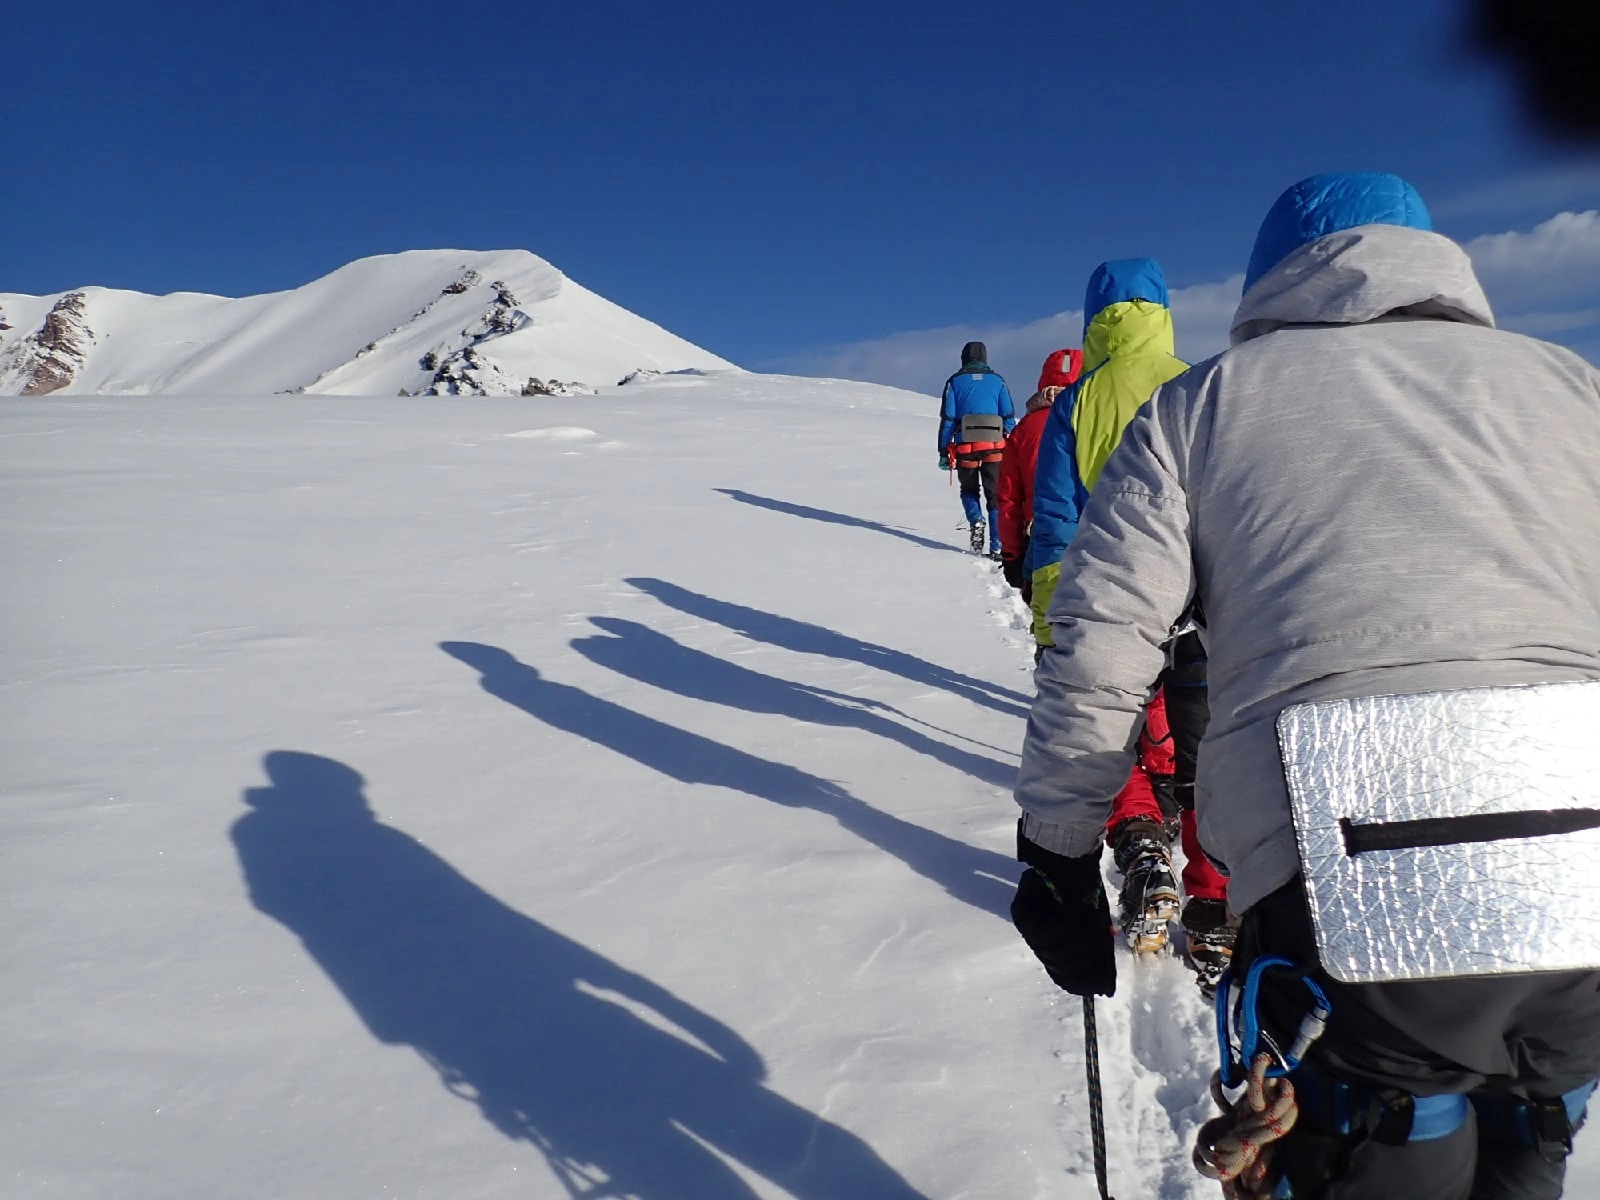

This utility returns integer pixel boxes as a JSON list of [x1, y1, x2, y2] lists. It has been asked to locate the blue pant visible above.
[[957, 461, 1000, 551]]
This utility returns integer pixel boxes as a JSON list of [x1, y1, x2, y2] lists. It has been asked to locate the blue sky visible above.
[[9, 0, 1600, 391]]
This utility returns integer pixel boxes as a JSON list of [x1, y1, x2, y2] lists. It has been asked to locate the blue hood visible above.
[[1083, 258, 1168, 331], [1244, 172, 1431, 293]]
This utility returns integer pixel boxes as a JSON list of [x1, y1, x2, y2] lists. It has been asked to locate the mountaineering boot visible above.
[[1181, 897, 1238, 997], [1110, 819, 1179, 954], [969, 522, 985, 555]]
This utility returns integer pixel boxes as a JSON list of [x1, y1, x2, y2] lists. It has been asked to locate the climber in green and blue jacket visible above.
[[1026, 259, 1189, 644]]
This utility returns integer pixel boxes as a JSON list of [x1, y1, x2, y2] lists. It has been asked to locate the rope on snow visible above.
[[1193, 1050, 1299, 1198], [1082, 996, 1116, 1200]]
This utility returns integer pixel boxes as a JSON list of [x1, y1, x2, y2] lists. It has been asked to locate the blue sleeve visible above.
[[1027, 384, 1085, 574], [938, 379, 956, 453], [999, 381, 1016, 433]]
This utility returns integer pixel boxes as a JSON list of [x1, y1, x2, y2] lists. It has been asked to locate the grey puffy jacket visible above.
[[1015, 223, 1600, 913]]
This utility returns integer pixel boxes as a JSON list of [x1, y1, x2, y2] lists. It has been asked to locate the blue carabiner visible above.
[[1216, 955, 1333, 1088]]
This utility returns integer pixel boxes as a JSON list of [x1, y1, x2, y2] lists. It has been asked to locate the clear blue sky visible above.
[[9, 0, 1600, 381]]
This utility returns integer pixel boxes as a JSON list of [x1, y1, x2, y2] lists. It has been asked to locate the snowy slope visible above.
[[0, 250, 735, 397], [2, 375, 1597, 1199]]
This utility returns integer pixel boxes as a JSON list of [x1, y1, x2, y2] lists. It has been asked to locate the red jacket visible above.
[[997, 349, 1083, 561]]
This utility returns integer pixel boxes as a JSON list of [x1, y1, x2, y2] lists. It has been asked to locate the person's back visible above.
[[1193, 175, 1600, 1200], [997, 348, 1082, 591], [937, 340, 1015, 555], [1182, 206, 1600, 911], [1011, 170, 1600, 1200], [1027, 259, 1188, 644]]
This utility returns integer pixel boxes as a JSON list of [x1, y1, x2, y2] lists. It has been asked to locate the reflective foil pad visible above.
[[1277, 681, 1600, 984]]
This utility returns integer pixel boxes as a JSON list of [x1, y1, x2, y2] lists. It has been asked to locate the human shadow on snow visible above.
[[231, 750, 929, 1200], [571, 617, 1017, 789], [440, 641, 1016, 918], [626, 577, 1030, 719], [714, 488, 964, 556]]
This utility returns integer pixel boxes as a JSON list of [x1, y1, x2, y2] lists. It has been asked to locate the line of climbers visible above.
[[939, 170, 1600, 1199], [940, 261, 1238, 995]]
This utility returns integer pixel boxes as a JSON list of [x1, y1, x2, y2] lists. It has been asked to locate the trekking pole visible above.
[[1083, 996, 1116, 1200]]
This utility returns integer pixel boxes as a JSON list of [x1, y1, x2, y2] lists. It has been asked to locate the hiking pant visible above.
[[1106, 633, 1229, 902], [956, 460, 1000, 548], [1236, 882, 1600, 1199]]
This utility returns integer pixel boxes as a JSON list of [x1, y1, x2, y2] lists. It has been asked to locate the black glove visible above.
[[1011, 823, 1116, 997], [1001, 556, 1027, 590]]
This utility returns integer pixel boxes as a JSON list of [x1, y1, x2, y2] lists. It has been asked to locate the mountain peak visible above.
[[0, 250, 735, 396]]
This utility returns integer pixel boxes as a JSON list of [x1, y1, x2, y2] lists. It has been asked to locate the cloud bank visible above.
[[766, 277, 1243, 397]]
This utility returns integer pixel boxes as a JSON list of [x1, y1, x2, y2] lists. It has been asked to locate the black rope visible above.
[[1083, 996, 1116, 1200]]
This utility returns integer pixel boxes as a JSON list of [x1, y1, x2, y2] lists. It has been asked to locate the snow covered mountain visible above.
[[0, 249, 736, 397]]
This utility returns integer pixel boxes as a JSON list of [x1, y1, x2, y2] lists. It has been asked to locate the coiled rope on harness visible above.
[[1193, 1050, 1298, 1197], [1193, 956, 1332, 1198]]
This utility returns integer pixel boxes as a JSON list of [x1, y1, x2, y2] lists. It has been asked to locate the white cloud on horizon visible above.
[[766, 276, 1243, 397], [772, 210, 1600, 392], [1463, 209, 1600, 311]]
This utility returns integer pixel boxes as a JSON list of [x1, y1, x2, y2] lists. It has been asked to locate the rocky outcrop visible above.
[[616, 367, 715, 386], [0, 292, 95, 396], [301, 267, 499, 393], [520, 377, 596, 397], [422, 346, 520, 395], [417, 278, 597, 396], [440, 269, 482, 296]]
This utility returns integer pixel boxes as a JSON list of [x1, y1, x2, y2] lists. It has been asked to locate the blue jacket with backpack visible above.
[[938, 361, 1015, 463]]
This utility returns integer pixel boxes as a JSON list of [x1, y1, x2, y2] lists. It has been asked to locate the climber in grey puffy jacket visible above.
[[1008, 172, 1600, 1199]]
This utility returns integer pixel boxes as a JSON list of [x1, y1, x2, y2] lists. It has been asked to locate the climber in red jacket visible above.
[[996, 349, 1082, 601]]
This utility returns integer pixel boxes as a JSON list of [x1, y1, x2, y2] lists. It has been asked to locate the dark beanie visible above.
[[961, 341, 987, 365]]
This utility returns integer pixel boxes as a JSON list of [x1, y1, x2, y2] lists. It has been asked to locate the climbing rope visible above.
[[1082, 996, 1116, 1200], [1193, 1050, 1299, 1198]]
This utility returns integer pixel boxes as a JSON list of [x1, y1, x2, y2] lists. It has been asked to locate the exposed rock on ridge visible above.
[[0, 293, 96, 396]]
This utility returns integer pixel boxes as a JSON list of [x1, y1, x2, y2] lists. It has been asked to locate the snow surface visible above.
[[0, 250, 735, 397], [4, 372, 1597, 1198]]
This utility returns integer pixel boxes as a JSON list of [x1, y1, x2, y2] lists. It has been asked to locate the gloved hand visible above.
[[938, 456, 951, 471], [1001, 555, 1027, 590], [1011, 822, 1116, 997]]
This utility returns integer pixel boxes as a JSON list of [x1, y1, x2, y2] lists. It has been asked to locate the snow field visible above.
[[3, 372, 1596, 1198]]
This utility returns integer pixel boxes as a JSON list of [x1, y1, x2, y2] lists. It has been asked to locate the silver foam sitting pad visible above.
[[1277, 681, 1600, 984]]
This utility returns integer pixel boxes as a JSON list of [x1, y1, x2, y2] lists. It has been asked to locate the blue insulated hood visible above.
[[1083, 258, 1169, 332], [1244, 172, 1432, 293]]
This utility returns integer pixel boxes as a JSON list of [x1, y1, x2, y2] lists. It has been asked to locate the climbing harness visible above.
[[1194, 953, 1596, 1197]]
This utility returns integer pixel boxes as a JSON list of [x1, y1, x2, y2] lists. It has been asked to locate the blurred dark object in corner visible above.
[[1473, 0, 1600, 142]]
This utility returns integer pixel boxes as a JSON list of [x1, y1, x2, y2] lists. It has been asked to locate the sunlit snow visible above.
[[3, 371, 1595, 1198]]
